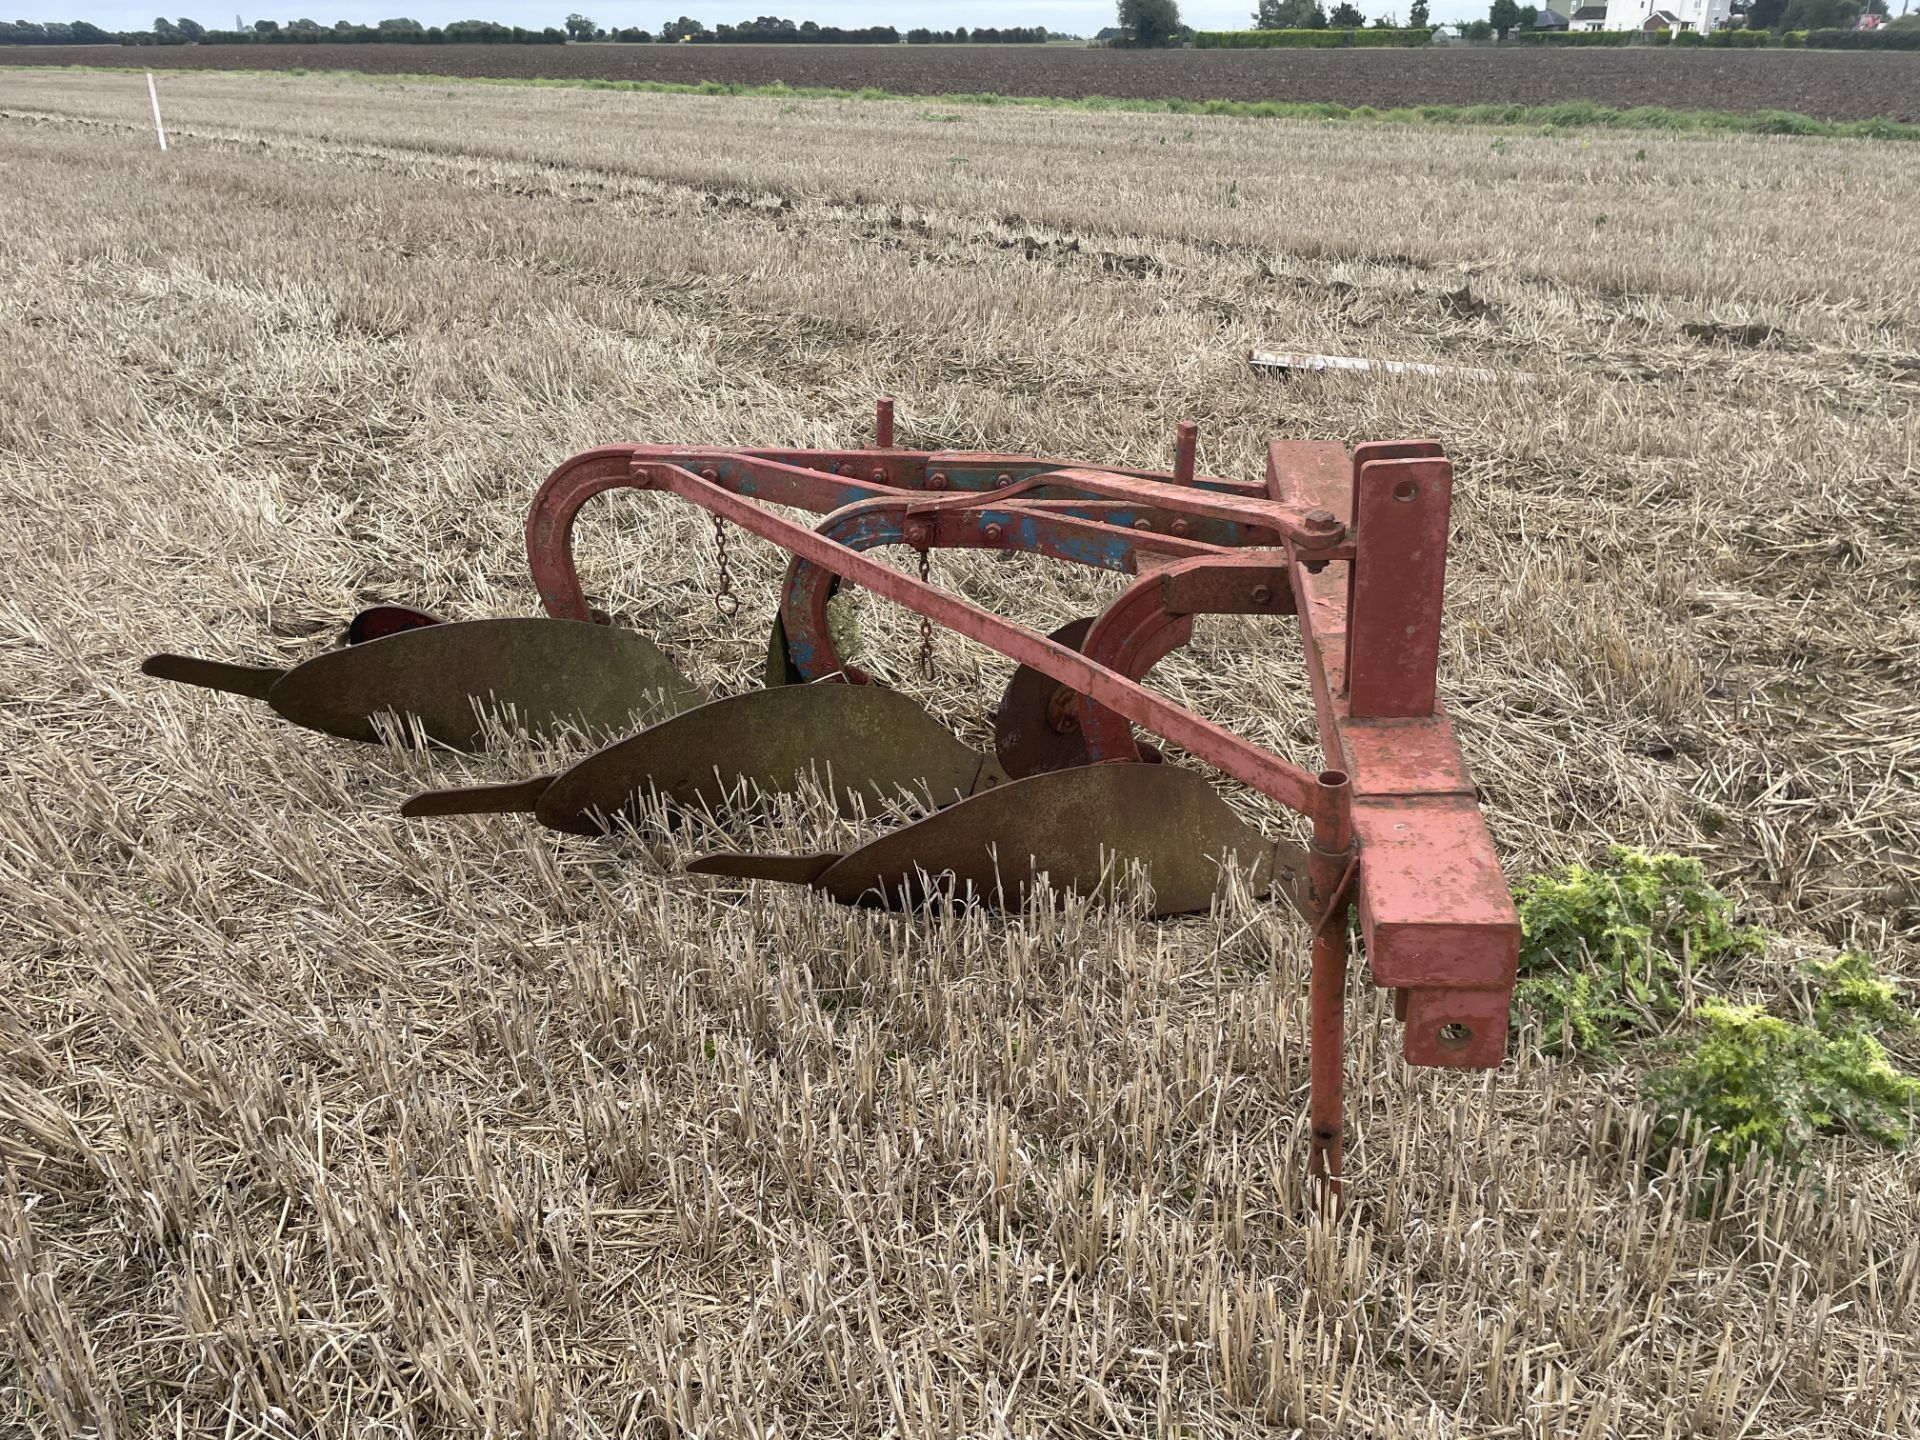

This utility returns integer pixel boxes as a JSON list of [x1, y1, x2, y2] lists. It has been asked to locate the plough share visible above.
[[143, 400, 1519, 1193]]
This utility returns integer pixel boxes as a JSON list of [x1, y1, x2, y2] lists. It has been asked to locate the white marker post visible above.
[[146, 71, 167, 151]]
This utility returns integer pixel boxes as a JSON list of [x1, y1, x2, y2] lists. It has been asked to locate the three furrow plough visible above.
[[144, 400, 1518, 1191]]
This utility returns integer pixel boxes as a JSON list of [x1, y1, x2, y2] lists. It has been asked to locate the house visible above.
[[1569, 5, 1609, 30], [1429, 23, 1460, 41], [1603, 0, 1730, 33], [1532, 7, 1571, 28]]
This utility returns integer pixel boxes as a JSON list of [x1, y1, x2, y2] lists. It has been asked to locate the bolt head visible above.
[[1249, 584, 1273, 606], [1304, 508, 1339, 533], [928, 471, 949, 491], [983, 522, 1004, 543], [995, 472, 1012, 485], [1170, 518, 1191, 538], [906, 524, 931, 548], [870, 468, 887, 483], [1045, 686, 1081, 735], [699, 467, 719, 482]]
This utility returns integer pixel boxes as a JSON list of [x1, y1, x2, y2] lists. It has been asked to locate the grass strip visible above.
[[6, 61, 1917, 141]]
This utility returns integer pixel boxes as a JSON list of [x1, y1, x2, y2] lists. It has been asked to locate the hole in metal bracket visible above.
[[1392, 480, 1419, 503], [1437, 1023, 1472, 1050]]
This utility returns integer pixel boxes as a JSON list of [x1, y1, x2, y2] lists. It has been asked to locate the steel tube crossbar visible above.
[[649, 462, 1327, 820]]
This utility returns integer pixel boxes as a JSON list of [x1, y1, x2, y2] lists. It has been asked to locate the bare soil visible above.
[[8, 40, 1920, 122]]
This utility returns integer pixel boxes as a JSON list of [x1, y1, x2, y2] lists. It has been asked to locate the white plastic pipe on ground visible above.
[[147, 71, 167, 152]]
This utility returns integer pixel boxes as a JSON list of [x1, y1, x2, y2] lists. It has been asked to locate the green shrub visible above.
[[1518, 28, 1784, 45], [1348, 26, 1436, 45], [1514, 845, 1917, 1175], [1514, 30, 1636, 44], [1802, 25, 1920, 48], [1807, 951, 1916, 1034], [1191, 27, 1434, 48], [1645, 1000, 1919, 1170], [1514, 846, 1763, 1056]]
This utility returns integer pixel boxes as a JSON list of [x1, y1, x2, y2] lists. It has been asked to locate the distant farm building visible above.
[[1603, 0, 1730, 33]]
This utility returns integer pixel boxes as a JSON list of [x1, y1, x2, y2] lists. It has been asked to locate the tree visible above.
[[1779, 0, 1859, 24], [253, 17, 278, 31], [1489, 0, 1522, 36], [1410, 0, 1429, 22], [1519, 3, 1539, 25], [1119, 0, 1182, 44], [1119, 0, 1182, 43], [1330, 1, 1365, 22], [660, 15, 706, 41], [175, 16, 204, 39], [1258, 0, 1333, 24], [1464, 17, 1494, 36], [565, 12, 595, 39]]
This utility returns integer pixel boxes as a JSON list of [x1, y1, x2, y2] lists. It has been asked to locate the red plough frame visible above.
[[525, 402, 1519, 1189]]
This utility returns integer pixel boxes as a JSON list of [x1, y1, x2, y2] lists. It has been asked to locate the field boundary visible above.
[[7, 61, 1917, 141]]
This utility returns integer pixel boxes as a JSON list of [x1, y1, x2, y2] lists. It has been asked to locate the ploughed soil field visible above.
[[9, 40, 1920, 122]]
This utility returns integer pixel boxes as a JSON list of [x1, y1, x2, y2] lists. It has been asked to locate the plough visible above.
[[143, 400, 1519, 1190]]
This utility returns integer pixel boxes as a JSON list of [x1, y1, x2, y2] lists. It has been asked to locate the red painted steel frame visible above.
[[523, 409, 1518, 1192]]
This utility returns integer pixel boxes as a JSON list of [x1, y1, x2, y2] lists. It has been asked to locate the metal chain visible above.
[[916, 546, 935, 681], [711, 511, 739, 617]]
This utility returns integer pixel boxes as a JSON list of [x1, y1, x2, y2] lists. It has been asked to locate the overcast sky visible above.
[[52, 3, 1501, 38]]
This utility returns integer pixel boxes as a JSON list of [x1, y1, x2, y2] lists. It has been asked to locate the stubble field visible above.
[[1, 70, 1916, 1437]]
